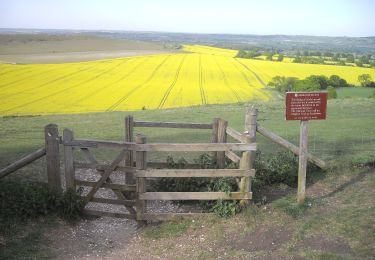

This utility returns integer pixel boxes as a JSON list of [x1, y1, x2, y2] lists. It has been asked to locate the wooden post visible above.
[[241, 106, 258, 198], [63, 129, 75, 191], [245, 106, 258, 167], [239, 149, 251, 205], [125, 115, 134, 184], [44, 124, 61, 193], [211, 118, 219, 163], [217, 119, 228, 168], [136, 134, 147, 227], [297, 120, 308, 203]]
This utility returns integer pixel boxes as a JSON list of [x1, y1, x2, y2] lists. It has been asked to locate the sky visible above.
[[1, 0, 374, 37]]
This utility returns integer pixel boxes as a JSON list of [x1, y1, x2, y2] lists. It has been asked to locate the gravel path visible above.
[[49, 168, 187, 259]]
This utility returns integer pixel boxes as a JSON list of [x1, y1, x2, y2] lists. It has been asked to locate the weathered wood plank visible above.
[[211, 118, 220, 162], [139, 192, 252, 200], [83, 209, 136, 219], [45, 124, 61, 193], [226, 127, 249, 143], [217, 119, 228, 168], [147, 161, 202, 169], [134, 121, 212, 129], [135, 143, 256, 152], [85, 197, 136, 206], [64, 139, 135, 149], [257, 125, 326, 169], [65, 141, 257, 152], [63, 129, 75, 190], [0, 146, 46, 179], [73, 161, 136, 173], [75, 179, 136, 191], [225, 150, 241, 163], [141, 213, 214, 221], [84, 149, 128, 204], [136, 134, 147, 226], [135, 169, 254, 178], [125, 115, 135, 184]]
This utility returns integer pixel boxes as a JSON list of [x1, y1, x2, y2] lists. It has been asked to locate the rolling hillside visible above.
[[0, 45, 374, 116]]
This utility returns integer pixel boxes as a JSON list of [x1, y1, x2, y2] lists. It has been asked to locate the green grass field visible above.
[[337, 87, 375, 98]]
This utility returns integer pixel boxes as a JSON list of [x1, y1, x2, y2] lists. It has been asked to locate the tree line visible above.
[[236, 49, 375, 68], [268, 74, 375, 99]]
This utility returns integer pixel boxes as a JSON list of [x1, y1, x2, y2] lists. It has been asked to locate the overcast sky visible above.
[[1, 0, 374, 37]]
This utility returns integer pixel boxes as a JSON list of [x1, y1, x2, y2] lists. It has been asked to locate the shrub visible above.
[[327, 86, 337, 99], [0, 180, 84, 221], [254, 151, 299, 187]]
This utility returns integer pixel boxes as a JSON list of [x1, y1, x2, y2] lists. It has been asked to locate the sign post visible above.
[[285, 92, 327, 203]]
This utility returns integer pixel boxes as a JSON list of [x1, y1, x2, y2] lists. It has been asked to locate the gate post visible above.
[[136, 134, 147, 227], [124, 115, 134, 184], [217, 119, 228, 168], [63, 128, 75, 191], [245, 106, 258, 169], [44, 124, 62, 193], [211, 118, 219, 163]]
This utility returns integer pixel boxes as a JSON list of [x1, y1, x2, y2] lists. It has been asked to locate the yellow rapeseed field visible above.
[[0, 45, 374, 115]]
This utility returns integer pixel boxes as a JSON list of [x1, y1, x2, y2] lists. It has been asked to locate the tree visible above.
[[355, 60, 363, 67], [293, 79, 320, 91], [277, 54, 284, 62], [266, 53, 273, 61], [346, 55, 354, 63], [358, 74, 372, 87], [305, 75, 329, 90], [268, 76, 298, 92], [236, 50, 246, 58], [329, 75, 348, 88], [293, 56, 302, 63], [360, 55, 370, 64]]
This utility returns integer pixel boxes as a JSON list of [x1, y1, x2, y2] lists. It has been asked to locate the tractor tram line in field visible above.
[[235, 58, 268, 88], [157, 55, 187, 109], [0, 67, 62, 89], [106, 55, 172, 112], [198, 55, 207, 105], [57, 58, 148, 110], [214, 56, 241, 102], [229, 58, 269, 99], [0, 66, 31, 77], [0, 58, 130, 114], [1, 66, 97, 100]]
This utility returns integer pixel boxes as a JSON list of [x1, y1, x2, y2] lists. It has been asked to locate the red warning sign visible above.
[[286, 92, 327, 120]]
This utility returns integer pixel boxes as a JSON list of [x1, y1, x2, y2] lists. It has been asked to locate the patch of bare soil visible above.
[[299, 236, 354, 256], [230, 225, 294, 252], [258, 184, 295, 203]]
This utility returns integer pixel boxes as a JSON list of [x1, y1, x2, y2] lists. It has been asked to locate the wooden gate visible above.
[[61, 110, 257, 223]]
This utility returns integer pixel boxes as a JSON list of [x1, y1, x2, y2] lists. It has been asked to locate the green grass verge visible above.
[[336, 87, 375, 98]]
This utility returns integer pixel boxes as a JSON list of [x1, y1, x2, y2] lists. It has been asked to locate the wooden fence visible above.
[[62, 111, 257, 224], [0, 106, 327, 224]]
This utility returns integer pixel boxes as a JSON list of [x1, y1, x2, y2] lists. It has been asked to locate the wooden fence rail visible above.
[[257, 125, 326, 169], [0, 146, 46, 179]]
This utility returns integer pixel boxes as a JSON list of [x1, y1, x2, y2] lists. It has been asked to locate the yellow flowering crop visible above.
[[0, 45, 374, 116]]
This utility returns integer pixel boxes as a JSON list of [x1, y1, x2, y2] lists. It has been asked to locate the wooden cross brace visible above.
[[81, 148, 136, 214]]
